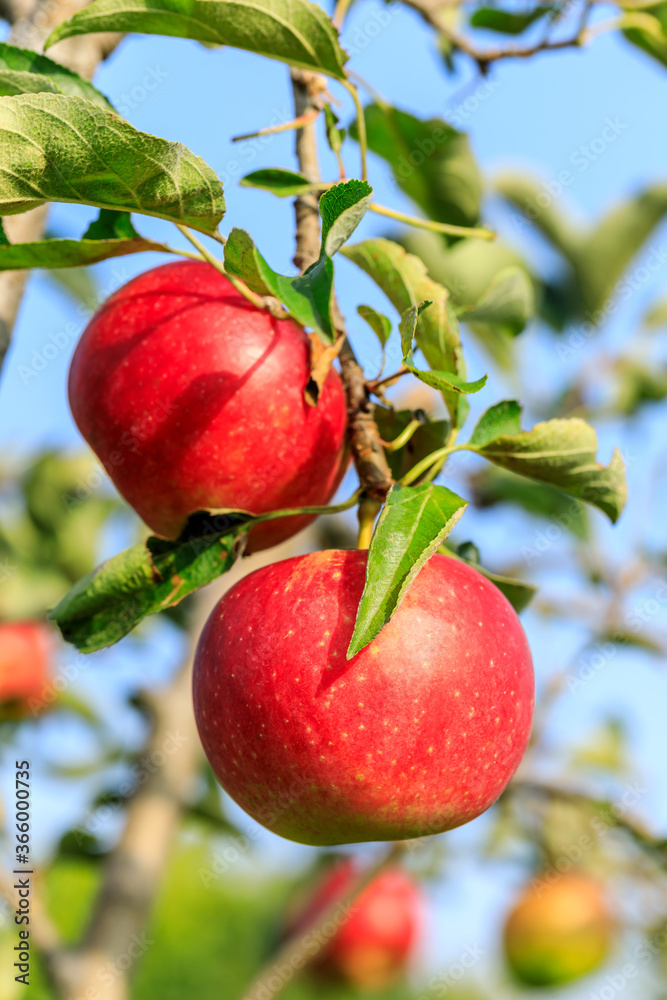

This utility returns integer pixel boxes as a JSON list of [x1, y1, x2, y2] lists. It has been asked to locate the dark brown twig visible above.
[[289, 69, 394, 504]]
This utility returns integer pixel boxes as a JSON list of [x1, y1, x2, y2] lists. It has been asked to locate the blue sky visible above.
[[1, 4, 667, 995]]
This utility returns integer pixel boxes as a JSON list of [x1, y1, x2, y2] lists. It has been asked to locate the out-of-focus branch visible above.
[[234, 843, 406, 1000], [289, 69, 393, 505], [402, 0, 596, 72], [0, 0, 121, 378]]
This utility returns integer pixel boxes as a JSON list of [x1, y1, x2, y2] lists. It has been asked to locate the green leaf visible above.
[[45, 0, 349, 80], [374, 406, 449, 481], [357, 304, 391, 347], [341, 237, 469, 426], [439, 541, 537, 613], [319, 179, 372, 256], [0, 211, 170, 272], [225, 226, 335, 339], [240, 168, 315, 197], [324, 104, 345, 153], [403, 349, 487, 395], [495, 171, 583, 266], [0, 42, 115, 110], [351, 104, 482, 227], [470, 5, 555, 34], [226, 180, 371, 342], [642, 295, 667, 329], [347, 483, 467, 658], [470, 466, 589, 540], [460, 266, 534, 336], [398, 299, 432, 357], [49, 521, 245, 652], [622, 9, 667, 68], [468, 399, 522, 447], [0, 93, 225, 236], [467, 404, 627, 523]]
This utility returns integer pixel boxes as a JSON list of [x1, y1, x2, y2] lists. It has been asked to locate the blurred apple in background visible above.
[[285, 859, 422, 991], [0, 621, 51, 716], [503, 872, 613, 987]]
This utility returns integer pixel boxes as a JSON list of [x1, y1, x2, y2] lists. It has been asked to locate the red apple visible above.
[[68, 260, 348, 551], [286, 859, 422, 990], [0, 621, 51, 714], [503, 873, 613, 987], [193, 549, 534, 845]]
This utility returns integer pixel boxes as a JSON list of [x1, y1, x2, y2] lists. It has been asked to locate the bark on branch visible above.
[[289, 68, 393, 503]]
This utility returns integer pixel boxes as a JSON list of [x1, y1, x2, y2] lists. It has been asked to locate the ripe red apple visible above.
[[193, 549, 534, 845], [68, 260, 348, 551], [503, 873, 613, 986], [286, 859, 422, 990], [0, 621, 51, 714]]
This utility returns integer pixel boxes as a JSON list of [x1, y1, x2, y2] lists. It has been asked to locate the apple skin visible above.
[[193, 549, 534, 845], [286, 859, 422, 991], [0, 621, 51, 713], [68, 260, 348, 551], [503, 874, 613, 987]]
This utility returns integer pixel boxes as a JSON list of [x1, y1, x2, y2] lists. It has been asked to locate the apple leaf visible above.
[[467, 402, 627, 523], [439, 541, 537, 614], [357, 304, 391, 347], [470, 466, 589, 540], [350, 104, 482, 227], [467, 399, 522, 447], [342, 238, 469, 426], [0, 93, 225, 236], [45, 0, 349, 80], [0, 210, 172, 270], [347, 483, 468, 658], [226, 179, 372, 342], [469, 5, 555, 34], [622, 10, 667, 69], [459, 266, 534, 337], [49, 517, 249, 652], [403, 350, 487, 395], [240, 168, 316, 197], [0, 42, 115, 110]]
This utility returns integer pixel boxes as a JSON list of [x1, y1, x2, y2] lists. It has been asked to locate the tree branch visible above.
[[289, 68, 394, 504], [0, 0, 121, 379]]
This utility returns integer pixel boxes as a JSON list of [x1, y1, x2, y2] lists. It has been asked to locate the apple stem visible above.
[[357, 496, 381, 549]]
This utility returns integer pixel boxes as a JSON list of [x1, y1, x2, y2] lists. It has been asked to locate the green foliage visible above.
[[240, 168, 320, 197], [0, 42, 114, 108], [226, 179, 371, 341], [374, 405, 450, 480], [0, 93, 225, 235], [0, 209, 172, 271], [622, 7, 667, 68], [45, 0, 349, 79], [352, 104, 482, 227], [467, 401, 627, 523], [496, 172, 667, 324], [469, 5, 555, 34], [347, 483, 467, 658], [342, 238, 469, 426], [470, 466, 589, 540], [0, 452, 117, 619], [49, 518, 243, 652], [439, 540, 537, 613]]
